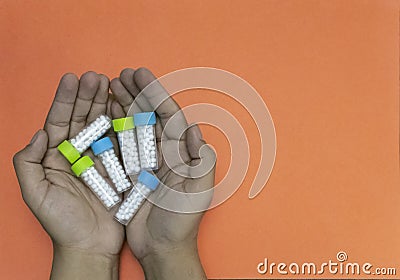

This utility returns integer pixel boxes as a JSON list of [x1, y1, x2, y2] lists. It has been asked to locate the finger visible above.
[[110, 78, 134, 113], [110, 77, 141, 114], [13, 130, 50, 209], [100, 99, 122, 157], [87, 74, 109, 122], [111, 100, 126, 119], [134, 67, 188, 140], [104, 96, 120, 155], [186, 124, 205, 159], [186, 124, 216, 181], [155, 117, 163, 140], [106, 94, 115, 117], [69, 71, 100, 137], [119, 68, 139, 97], [44, 73, 79, 148], [120, 68, 153, 112]]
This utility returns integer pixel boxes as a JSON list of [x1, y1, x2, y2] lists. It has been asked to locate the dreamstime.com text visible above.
[[257, 251, 396, 276]]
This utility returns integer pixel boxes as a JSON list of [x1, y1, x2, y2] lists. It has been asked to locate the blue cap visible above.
[[134, 112, 156, 126], [138, 170, 159, 191], [91, 137, 114, 155]]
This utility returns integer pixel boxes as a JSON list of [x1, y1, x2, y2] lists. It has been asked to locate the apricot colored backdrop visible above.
[[0, 0, 399, 279]]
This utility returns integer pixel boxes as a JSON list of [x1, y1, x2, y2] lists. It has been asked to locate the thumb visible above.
[[186, 124, 206, 159], [186, 124, 216, 184], [13, 129, 49, 208]]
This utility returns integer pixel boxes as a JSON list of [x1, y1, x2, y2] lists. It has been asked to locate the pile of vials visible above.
[[57, 112, 160, 225]]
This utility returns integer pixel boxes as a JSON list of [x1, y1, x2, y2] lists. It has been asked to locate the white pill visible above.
[[80, 166, 120, 210], [114, 171, 159, 225], [69, 115, 112, 153]]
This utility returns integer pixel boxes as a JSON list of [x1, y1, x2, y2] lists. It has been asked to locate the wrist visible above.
[[51, 244, 119, 280], [139, 242, 207, 280]]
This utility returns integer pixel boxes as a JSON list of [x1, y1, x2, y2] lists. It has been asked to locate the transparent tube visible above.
[[81, 166, 121, 209], [136, 125, 158, 170], [98, 149, 132, 193], [117, 129, 141, 174], [70, 115, 111, 153], [114, 182, 152, 225]]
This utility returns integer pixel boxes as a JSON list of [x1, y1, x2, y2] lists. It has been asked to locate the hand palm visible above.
[[127, 139, 205, 258], [14, 69, 215, 263], [40, 147, 123, 254], [109, 68, 215, 259], [14, 72, 124, 256]]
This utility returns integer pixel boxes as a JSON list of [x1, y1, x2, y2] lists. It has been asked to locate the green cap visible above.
[[57, 140, 81, 164], [112, 117, 134, 132], [71, 156, 94, 176]]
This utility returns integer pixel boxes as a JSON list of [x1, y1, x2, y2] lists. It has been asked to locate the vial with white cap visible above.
[[112, 117, 141, 175], [91, 137, 132, 193], [71, 156, 121, 209], [114, 170, 159, 225], [58, 115, 112, 164], [134, 112, 158, 170]]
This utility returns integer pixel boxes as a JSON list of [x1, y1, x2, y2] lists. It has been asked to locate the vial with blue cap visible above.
[[134, 112, 158, 170], [112, 117, 141, 175], [114, 170, 159, 225], [71, 156, 121, 209], [91, 137, 132, 193]]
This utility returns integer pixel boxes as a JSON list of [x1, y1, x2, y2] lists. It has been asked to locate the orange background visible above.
[[0, 0, 399, 279]]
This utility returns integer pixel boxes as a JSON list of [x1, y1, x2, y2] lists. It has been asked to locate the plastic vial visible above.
[[134, 112, 158, 170], [71, 156, 121, 209], [58, 115, 112, 164], [114, 170, 159, 225], [112, 117, 141, 175], [91, 137, 132, 193]]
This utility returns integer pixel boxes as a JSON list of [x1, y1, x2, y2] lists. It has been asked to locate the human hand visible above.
[[13, 72, 124, 280], [110, 68, 216, 280]]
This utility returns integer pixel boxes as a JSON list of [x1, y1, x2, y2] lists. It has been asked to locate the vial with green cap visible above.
[[58, 115, 111, 163], [134, 112, 158, 170], [71, 156, 120, 209], [114, 170, 159, 225], [91, 137, 131, 193], [112, 117, 141, 175]]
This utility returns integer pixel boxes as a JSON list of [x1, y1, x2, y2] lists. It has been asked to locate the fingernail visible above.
[[30, 130, 41, 144]]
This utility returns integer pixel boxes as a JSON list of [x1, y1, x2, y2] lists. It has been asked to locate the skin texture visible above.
[[111, 68, 215, 280], [13, 72, 123, 280], [13, 68, 215, 280]]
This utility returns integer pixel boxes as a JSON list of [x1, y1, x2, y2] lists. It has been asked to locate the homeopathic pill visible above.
[[91, 137, 132, 193], [71, 156, 120, 209], [114, 170, 159, 225], [58, 115, 112, 163], [112, 117, 141, 175], [134, 112, 158, 170]]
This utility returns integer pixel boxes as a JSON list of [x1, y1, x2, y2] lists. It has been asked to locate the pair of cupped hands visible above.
[[13, 68, 215, 280]]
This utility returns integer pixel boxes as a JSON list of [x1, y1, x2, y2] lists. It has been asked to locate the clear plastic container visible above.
[[71, 156, 121, 210], [58, 115, 112, 164], [134, 112, 158, 170], [91, 137, 132, 193], [112, 117, 141, 175], [114, 170, 159, 225]]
